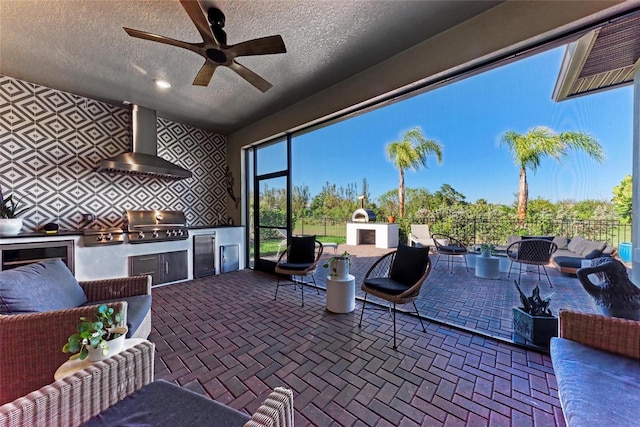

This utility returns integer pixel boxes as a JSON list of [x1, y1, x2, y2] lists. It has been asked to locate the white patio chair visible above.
[[408, 224, 435, 248]]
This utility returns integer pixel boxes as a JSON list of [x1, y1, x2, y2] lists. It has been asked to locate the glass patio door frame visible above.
[[247, 136, 292, 273]]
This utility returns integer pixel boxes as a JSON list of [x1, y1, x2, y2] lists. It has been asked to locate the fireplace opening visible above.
[[357, 229, 376, 245]]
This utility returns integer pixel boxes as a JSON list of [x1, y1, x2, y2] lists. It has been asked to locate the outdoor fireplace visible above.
[[347, 196, 398, 248]]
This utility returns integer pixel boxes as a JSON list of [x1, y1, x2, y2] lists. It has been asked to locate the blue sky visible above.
[[289, 46, 633, 205]]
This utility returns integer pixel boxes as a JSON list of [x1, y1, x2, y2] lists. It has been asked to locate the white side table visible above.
[[55, 338, 147, 380], [475, 256, 500, 279], [326, 274, 356, 313]]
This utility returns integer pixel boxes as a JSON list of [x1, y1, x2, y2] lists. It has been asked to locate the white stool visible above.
[[326, 274, 355, 313], [475, 256, 500, 279]]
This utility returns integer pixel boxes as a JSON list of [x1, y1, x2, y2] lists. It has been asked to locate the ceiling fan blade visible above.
[[124, 27, 197, 52], [193, 62, 218, 86], [228, 35, 287, 57], [228, 61, 272, 92], [179, 0, 216, 45]]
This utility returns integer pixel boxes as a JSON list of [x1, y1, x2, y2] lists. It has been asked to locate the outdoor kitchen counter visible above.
[[1, 230, 84, 238], [1, 226, 245, 282]]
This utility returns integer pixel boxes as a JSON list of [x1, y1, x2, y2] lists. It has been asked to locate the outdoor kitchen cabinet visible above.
[[129, 250, 187, 286]]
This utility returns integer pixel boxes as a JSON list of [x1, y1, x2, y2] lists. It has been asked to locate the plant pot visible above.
[[480, 249, 491, 258], [329, 258, 350, 280], [0, 218, 22, 236], [388, 216, 395, 224], [86, 333, 126, 362], [512, 307, 558, 346], [618, 242, 632, 263]]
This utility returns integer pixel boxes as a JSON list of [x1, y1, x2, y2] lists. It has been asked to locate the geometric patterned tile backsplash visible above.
[[0, 75, 227, 231]]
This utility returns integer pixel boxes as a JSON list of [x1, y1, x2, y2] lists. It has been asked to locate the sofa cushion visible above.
[[552, 236, 570, 250], [552, 256, 583, 269], [86, 295, 151, 338], [0, 259, 87, 314], [550, 338, 640, 427], [83, 379, 251, 427]]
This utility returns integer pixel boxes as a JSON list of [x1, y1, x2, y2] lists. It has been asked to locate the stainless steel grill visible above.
[[124, 210, 189, 244]]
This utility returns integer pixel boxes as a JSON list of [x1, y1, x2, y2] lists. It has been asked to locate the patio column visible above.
[[633, 59, 640, 285]]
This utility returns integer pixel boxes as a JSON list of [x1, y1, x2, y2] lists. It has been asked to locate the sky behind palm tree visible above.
[[287, 46, 633, 205]]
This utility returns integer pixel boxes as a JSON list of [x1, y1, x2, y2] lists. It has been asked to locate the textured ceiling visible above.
[[0, 0, 502, 134]]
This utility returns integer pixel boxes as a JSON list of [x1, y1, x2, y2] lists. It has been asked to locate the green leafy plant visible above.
[[323, 250, 352, 268], [514, 280, 555, 317], [62, 305, 126, 360], [612, 175, 632, 224], [480, 243, 495, 253], [0, 188, 27, 219]]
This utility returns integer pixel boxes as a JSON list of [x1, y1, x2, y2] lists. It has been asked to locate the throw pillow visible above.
[[288, 235, 316, 264], [390, 244, 429, 286], [580, 240, 606, 257], [567, 236, 587, 254], [0, 258, 87, 314], [552, 236, 570, 250]]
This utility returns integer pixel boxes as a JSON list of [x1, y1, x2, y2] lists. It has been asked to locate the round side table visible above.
[[326, 274, 356, 313], [55, 338, 147, 380], [475, 256, 500, 279]]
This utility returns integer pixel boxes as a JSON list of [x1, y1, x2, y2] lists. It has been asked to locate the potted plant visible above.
[[323, 251, 352, 280], [480, 243, 494, 257], [0, 187, 27, 236], [387, 215, 395, 224], [512, 280, 557, 346], [62, 304, 128, 361]]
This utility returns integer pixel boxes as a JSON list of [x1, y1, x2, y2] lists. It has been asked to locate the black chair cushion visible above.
[[553, 256, 583, 269], [364, 277, 411, 295], [389, 244, 429, 286], [288, 235, 316, 264], [277, 262, 313, 271]]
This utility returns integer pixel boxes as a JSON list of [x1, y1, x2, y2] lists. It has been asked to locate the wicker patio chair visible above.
[[275, 236, 323, 306], [0, 275, 151, 406], [358, 245, 432, 350], [431, 233, 469, 273], [507, 238, 558, 287]]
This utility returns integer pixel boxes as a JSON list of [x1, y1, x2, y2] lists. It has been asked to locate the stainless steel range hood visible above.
[[97, 105, 192, 180]]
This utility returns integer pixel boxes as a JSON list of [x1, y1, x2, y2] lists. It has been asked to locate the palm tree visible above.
[[386, 127, 443, 218], [501, 126, 604, 223]]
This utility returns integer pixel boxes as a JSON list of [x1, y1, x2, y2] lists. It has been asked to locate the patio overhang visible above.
[[552, 13, 640, 102]]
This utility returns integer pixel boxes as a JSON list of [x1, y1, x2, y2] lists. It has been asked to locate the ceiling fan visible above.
[[123, 0, 287, 92]]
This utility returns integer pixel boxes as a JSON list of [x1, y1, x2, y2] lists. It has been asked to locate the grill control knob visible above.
[[166, 230, 172, 237], [106, 233, 113, 241], [152, 231, 158, 238], [96, 234, 104, 241], [138, 231, 145, 239], [171, 230, 178, 237], [177, 229, 184, 236]]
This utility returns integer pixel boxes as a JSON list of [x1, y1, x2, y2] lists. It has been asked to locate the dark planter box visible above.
[[512, 307, 558, 345]]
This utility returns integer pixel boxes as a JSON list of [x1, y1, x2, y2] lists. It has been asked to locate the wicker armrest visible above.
[[0, 302, 127, 406], [80, 275, 151, 302], [558, 309, 640, 360], [0, 341, 155, 427]]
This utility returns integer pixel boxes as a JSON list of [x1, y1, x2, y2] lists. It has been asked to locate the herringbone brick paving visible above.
[[151, 248, 568, 426]]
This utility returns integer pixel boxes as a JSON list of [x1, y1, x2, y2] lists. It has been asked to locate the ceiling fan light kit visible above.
[[124, 0, 286, 92]]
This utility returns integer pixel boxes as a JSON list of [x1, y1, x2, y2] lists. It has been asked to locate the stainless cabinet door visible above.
[[221, 244, 239, 273], [162, 250, 188, 283], [129, 254, 160, 285]]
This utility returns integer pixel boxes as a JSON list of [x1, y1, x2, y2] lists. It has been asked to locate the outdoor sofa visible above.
[[550, 310, 640, 427], [0, 259, 152, 405], [497, 235, 615, 274], [0, 341, 294, 427]]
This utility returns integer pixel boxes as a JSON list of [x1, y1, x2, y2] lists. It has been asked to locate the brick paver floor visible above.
[[151, 262, 566, 426]]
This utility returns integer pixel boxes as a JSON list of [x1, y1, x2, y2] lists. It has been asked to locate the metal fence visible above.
[[293, 217, 632, 247]]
